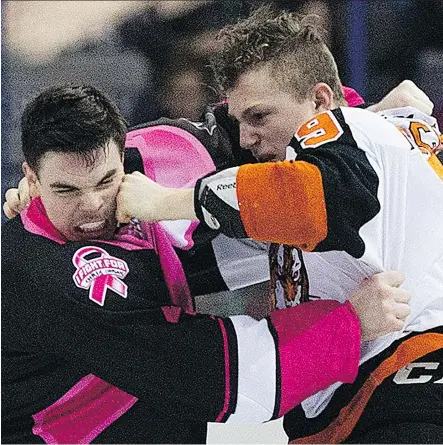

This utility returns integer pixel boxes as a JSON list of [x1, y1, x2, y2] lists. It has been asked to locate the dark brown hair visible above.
[[22, 84, 127, 171]]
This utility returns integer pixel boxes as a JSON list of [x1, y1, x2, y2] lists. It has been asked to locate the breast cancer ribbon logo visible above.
[[72, 246, 129, 306]]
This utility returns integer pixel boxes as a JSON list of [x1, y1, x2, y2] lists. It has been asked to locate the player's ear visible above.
[[312, 83, 335, 111], [22, 162, 41, 197]]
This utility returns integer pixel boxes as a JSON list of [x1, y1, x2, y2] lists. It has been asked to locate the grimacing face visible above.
[[25, 141, 124, 241], [228, 65, 320, 162]]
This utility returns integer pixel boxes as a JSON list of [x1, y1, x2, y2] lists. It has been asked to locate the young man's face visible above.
[[26, 141, 124, 241], [228, 65, 318, 162]]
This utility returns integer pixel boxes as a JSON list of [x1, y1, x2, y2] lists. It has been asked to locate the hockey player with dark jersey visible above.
[[116, 8, 443, 444], [1, 85, 411, 444], [3, 79, 432, 299]]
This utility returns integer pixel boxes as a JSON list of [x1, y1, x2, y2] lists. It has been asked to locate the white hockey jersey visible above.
[[194, 106, 443, 417]]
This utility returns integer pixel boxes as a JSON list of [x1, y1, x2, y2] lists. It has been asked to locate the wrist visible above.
[[366, 103, 380, 112], [163, 188, 197, 221]]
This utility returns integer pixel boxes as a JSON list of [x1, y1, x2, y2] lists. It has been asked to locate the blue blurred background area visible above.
[[2, 0, 443, 209]]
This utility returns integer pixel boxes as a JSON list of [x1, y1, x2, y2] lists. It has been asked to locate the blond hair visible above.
[[211, 5, 346, 104]]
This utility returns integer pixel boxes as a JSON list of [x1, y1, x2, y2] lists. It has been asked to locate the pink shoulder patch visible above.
[[72, 246, 129, 306]]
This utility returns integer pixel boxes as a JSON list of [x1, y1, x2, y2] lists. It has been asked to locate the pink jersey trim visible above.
[[21, 198, 155, 251], [215, 318, 231, 422], [126, 125, 216, 250], [80, 397, 137, 444], [150, 222, 193, 311], [181, 220, 200, 251], [342, 86, 365, 107], [32, 374, 137, 444], [161, 305, 183, 323], [21, 198, 67, 244], [270, 300, 360, 417]]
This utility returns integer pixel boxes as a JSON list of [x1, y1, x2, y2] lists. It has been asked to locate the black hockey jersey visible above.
[[1, 89, 371, 444], [2, 161, 362, 443], [2, 199, 361, 443]]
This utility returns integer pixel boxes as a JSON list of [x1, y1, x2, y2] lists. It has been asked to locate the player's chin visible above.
[[254, 151, 274, 162], [70, 219, 116, 241]]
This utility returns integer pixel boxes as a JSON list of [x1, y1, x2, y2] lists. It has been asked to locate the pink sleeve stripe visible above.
[[32, 374, 137, 444], [151, 223, 193, 311], [269, 301, 361, 417], [215, 318, 232, 422]]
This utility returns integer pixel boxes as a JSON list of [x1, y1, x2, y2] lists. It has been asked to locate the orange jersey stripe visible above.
[[428, 152, 443, 180], [236, 161, 327, 250], [289, 332, 443, 444]]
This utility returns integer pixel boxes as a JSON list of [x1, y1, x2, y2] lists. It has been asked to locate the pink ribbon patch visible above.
[[72, 246, 129, 306]]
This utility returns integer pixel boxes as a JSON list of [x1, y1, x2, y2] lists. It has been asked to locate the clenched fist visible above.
[[115, 172, 197, 223], [3, 177, 32, 219], [368, 80, 434, 115], [349, 270, 410, 342]]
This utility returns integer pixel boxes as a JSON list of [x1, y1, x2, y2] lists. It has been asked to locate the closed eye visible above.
[[250, 112, 270, 125], [97, 169, 118, 188], [253, 112, 266, 120], [54, 188, 78, 195], [97, 178, 114, 188]]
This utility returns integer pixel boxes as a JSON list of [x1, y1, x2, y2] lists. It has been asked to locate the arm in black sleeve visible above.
[[2, 242, 361, 424], [194, 108, 382, 257]]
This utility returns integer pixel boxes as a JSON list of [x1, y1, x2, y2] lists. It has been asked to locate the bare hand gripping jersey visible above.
[[194, 107, 443, 441], [1, 144, 362, 443]]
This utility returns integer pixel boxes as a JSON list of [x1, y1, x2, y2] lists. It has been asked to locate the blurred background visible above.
[[1, 1, 442, 442], [2, 0, 443, 201]]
